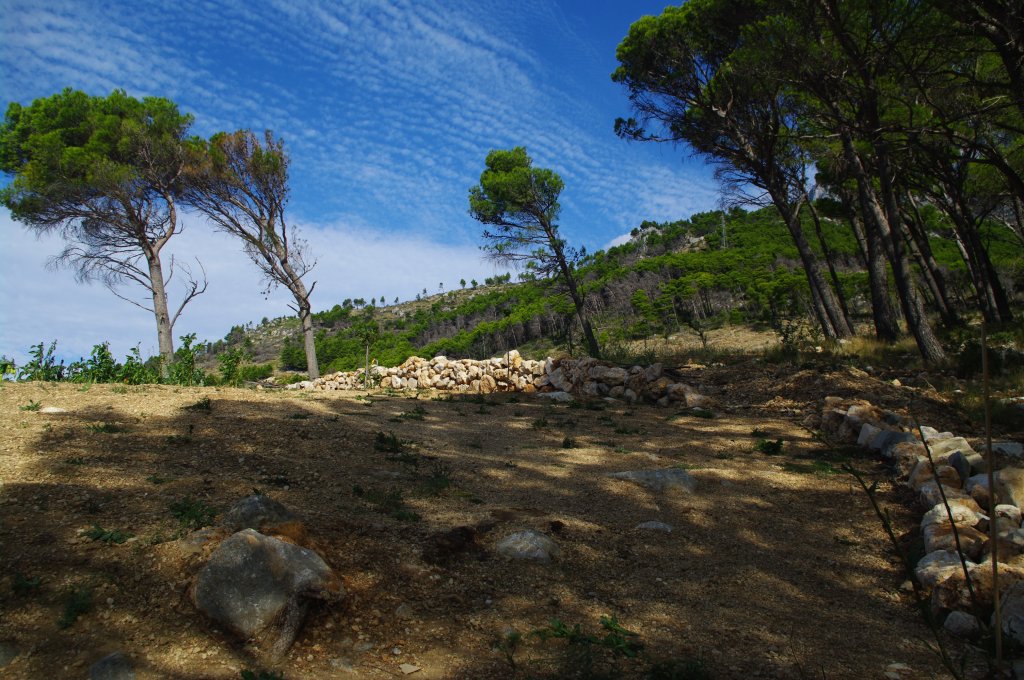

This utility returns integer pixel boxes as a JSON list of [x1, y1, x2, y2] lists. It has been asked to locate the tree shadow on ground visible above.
[[0, 381, 963, 679]]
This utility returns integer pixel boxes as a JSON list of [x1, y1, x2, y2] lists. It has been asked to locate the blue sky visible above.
[[0, 0, 719, 364]]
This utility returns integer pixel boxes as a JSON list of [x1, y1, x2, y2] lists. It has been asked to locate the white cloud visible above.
[[0, 210, 498, 365]]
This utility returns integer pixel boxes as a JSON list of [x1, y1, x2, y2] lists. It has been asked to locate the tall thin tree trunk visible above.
[[773, 196, 849, 338], [147, 253, 175, 377], [871, 144, 946, 363], [805, 196, 855, 334], [844, 186, 901, 342], [299, 302, 319, 380], [904, 195, 957, 326]]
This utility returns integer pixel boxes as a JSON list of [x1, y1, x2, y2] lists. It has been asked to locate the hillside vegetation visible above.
[[203, 206, 1021, 376]]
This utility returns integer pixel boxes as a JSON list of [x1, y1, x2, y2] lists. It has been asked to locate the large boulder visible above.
[[191, 529, 343, 659]]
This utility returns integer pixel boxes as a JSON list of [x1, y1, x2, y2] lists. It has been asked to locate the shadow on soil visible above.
[[0, 382, 955, 679]]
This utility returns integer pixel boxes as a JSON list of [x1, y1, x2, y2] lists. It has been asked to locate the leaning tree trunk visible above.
[[903, 195, 957, 326], [772, 194, 850, 339], [805, 197, 855, 334], [872, 146, 946, 363], [146, 251, 175, 377]]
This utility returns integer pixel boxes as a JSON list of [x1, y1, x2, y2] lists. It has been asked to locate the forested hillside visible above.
[[204, 204, 1021, 376]]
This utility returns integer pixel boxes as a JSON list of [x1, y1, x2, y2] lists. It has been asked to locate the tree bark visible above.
[[771, 193, 850, 339], [146, 251, 175, 376], [868, 142, 946, 363], [805, 197, 855, 335], [903, 195, 957, 326]]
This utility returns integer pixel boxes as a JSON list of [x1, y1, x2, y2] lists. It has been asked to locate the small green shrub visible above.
[[184, 396, 212, 412], [532, 416, 549, 429], [170, 497, 217, 530], [168, 333, 207, 386], [562, 436, 577, 449], [20, 340, 66, 381], [374, 430, 405, 453], [238, 363, 274, 382], [84, 524, 133, 544], [19, 400, 41, 412], [754, 438, 784, 455], [58, 585, 93, 628], [217, 347, 250, 385], [423, 460, 454, 495]]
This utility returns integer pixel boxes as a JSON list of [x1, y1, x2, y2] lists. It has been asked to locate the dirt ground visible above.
[[0, 360, 992, 679]]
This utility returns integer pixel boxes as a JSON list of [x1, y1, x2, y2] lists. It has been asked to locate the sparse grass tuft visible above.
[[184, 396, 212, 412], [19, 400, 41, 412], [562, 436, 577, 449], [58, 584, 93, 629], [399, 405, 427, 420], [374, 430, 405, 453], [84, 524, 133, 544]]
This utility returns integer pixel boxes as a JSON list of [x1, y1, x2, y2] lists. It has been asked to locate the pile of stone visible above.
[[290, 351, 711, 407], [821, 397, 1024, 643]]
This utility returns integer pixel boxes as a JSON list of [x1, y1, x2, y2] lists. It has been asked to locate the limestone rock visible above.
[[996, 468, 1024, 510], [921, 500, 985, 532], [39, 406, 68, 414], [222, 494, 296, 534], [90, 652, 135, 680], [609, 468, 697, 494], [927, 437, 974, 462], [915, 550, 972, 588], [537, 391, 573, 403], [635, 521, 673, 533], [994, 442, 1024, 459], [933, 562, 1024, 614], [996, 504, 1023, 528], [495, 530, 560, 563], [919, 426, 954, 442], [873, 431, 918, 459], [967, 474, 992, 510], [547, 367, 570, 392], [943, 611, 981, 638], [858, 423, 881, 448], [918, 481, 970, 507], [479, 374, 497, 395], [191, 529, 343, 658], [992, 529, 1024, 561], [1001, 581, 1024, 646], [603, 367, 628, 386], [923, 524, 987, 560]]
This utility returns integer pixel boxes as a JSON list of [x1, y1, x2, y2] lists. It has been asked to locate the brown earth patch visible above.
[[0, 369, 973, 679]]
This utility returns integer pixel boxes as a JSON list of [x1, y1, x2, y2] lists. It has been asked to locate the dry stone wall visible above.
[[289, 350, 711, 407], [821, 397, 1024, 645]]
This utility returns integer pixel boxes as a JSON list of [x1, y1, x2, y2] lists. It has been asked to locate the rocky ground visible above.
[[0, 358, 1003, 679]]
